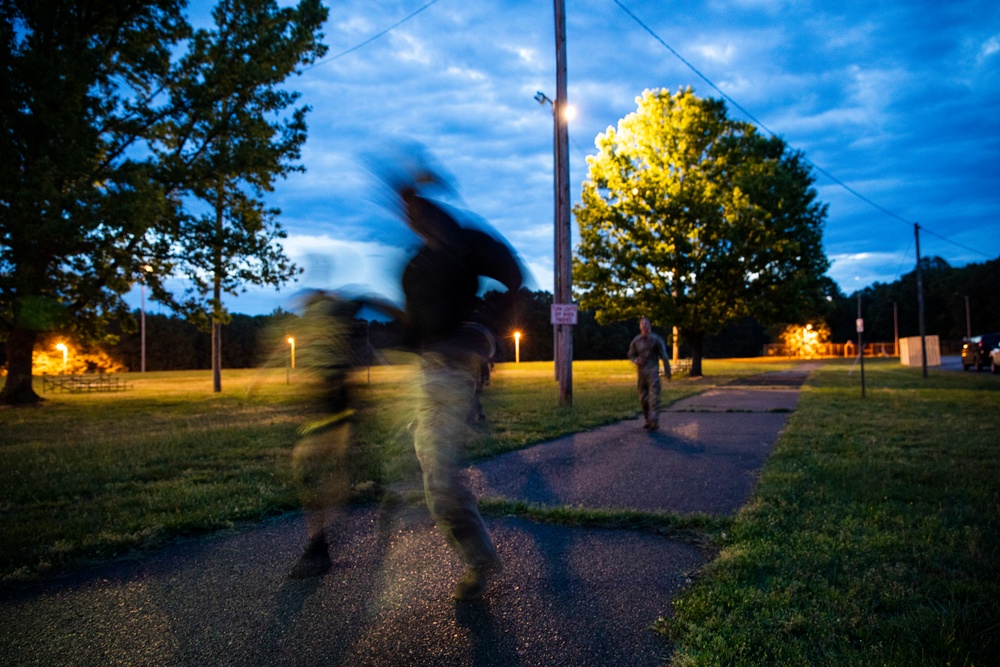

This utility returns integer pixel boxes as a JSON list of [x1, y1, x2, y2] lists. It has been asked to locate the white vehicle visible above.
[[991, 347, 1000, 375]]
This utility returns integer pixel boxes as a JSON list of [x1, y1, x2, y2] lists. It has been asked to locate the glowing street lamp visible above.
[[534, 91, 576, 121], [513, 331, 522, 364], [140, 264, 153, 373], [287, 337, 295, 369], [55, 342, 68, 373]]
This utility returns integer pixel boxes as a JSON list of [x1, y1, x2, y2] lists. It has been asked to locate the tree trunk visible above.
[[212, 185, 224, 394], [687, 330, 705, 377], [0, 326, 43, 405], [211, 270, 223, 393]]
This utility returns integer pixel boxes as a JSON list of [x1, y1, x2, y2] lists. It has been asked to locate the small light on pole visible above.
[[140, 264, 153, 373], [514, 331, 522, 364], [55, 342, 68, 373], [287, 337, 295, 369], [534, 91, 576, 121]]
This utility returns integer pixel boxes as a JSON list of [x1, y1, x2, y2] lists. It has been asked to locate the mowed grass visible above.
[[0, 358, 789, 585], [664, 358, 1000, 667]]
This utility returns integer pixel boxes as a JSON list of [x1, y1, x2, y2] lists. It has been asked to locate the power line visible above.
[[918, 225, 988, 259], [302, 0, 442, 71], [610, 0, 994, 261]]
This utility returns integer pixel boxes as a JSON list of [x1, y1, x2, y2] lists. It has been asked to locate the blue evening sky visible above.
[[138, 0, 1000, 316]]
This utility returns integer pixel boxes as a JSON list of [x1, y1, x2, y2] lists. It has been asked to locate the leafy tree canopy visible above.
[[152, 0, 327, 392], [0, 0, 326, 404], [574, 87, 832, 375], [153, 0, 327, 327]]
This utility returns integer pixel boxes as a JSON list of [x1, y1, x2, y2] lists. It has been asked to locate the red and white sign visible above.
[[550, 303, 578, 325]]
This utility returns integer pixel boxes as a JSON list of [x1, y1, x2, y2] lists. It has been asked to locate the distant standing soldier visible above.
[[627, 317, 671, 430], [465, 322, 496, 423]]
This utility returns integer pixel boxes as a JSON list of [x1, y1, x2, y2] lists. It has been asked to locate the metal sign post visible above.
[[857, 296, 865, 398]]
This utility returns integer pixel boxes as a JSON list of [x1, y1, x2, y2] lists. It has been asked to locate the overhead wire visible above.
[[301, 0, 442, 71], [609, 0, 994, 262], [293, 0, 991, 266]]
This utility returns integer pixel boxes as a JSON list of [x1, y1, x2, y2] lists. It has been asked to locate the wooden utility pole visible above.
[[914, 223, 928, 379], [964, 295, 971, 340], [553, 0, 572, 405], [893, 301, 899, 357]]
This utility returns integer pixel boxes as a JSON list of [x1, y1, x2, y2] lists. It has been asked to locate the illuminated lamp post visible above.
[[286, 336, 295, 385], [514, 331, 522, 364], [140, 264, 153, 373], [287, 337, 296, 369], [55, 342, 68, 373], [535, 83, 575, 405]]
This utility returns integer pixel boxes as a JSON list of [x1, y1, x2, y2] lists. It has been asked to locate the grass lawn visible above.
[[0, 358, 786, 585], [4, 356, 995, 666], [663, 358, 1000, 667]]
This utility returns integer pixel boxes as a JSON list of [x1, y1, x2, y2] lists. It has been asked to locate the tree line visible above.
[[101, 288, 772, 372], [827, 255, 1000, 346], [22, 251, 995, 375]]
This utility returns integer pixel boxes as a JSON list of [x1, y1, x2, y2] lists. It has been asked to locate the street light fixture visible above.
[[287, 337, 295, 369], [535, 91, 576, 121], [55, 342, 68, 373], [140, 264, 153, 373], [513, 331, 522, 364]]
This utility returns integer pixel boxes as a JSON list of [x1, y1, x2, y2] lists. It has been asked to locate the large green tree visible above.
[[574, 88, 832, 376], [0, 0, 325, 404], [0, 0, 188, 404], [154, 0, 326, 392]]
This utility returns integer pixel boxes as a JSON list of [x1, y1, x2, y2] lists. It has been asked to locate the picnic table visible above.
[[669, 358, 693, 376], [40, 374, 133, 393]]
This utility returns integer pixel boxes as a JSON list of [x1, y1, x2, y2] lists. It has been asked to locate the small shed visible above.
[[899, 335, 941, 367]]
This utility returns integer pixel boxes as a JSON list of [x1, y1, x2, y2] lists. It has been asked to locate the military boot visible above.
[[453, 557, 502, 601]]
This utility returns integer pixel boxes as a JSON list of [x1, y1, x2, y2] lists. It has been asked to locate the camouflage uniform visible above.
[[627, 327, 670, 429], [413, 352, 496, 568], [287, 293, 361, 578], [400, 187, 521, 598]]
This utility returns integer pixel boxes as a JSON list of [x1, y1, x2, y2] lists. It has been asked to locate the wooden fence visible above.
[[762, 342, 897, 358], [40, 374, 134, 393]]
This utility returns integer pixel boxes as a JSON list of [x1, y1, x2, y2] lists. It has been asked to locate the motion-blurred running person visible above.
[[395, 170, 522, 601], [287, 291, 399, 578], [627, 317, 671, 431]]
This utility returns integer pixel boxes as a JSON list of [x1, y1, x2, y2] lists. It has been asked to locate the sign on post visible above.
[[550, 303, 578, 325]]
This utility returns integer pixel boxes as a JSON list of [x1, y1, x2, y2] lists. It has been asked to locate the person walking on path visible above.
[[394, 165, 523, 601], [628, 317, 671, 430]]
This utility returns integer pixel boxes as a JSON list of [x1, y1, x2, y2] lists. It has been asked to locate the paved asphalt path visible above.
[[0, 366, 818, 667]]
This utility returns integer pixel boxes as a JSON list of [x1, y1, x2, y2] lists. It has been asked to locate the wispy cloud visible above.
[[209, 0, 999, 316]]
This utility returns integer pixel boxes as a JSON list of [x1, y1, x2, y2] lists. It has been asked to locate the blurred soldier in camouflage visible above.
[[287, 291, 399, 578], [396, 172, 522, 601]]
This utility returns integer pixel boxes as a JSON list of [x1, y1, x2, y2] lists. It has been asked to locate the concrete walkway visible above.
[[0, 366, 818, 667]]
